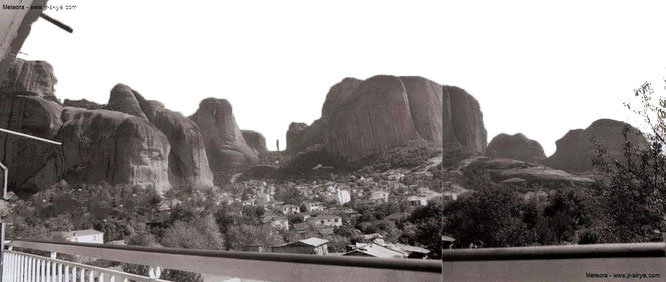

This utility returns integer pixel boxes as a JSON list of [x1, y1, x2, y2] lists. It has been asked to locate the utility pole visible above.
[[0, 127, 61, 278]]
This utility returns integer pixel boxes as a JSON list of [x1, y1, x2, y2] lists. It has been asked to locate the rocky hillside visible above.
[[449, 156, 595, 191], [543, 119, 648, 173], [0, 59, 262, 194], [486, 133, 546, 163], [286, 75, 486, 158]]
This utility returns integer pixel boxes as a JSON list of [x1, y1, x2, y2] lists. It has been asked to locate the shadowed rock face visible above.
[[64, 99, 105, 109], [106, 84, 148, 119], [242, 130, 268, 155], [445, 86, 486, 154], [0, 95, 64, 194], [57, 108, 172, 193], [543, 119, 649, 173], [0, 59, 58, 101], [133, 91, 213, 190], [287, 75, 487, 158], [487, 133, 546, 163], [190, 98, 259, 182], [326, 75, 422, 157], [0, 59, 63, 194]]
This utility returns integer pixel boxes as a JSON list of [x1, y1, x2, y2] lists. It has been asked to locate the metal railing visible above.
[[4, 239, 442, 282], [3, 250, 166, 282], [442, 241, 666, 282]]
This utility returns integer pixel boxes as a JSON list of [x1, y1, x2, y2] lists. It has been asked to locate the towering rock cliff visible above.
[[242, 130, 268, 155], [190, 98, 259, 182], [325, 75, 423, 157], [0, 59, 64, 194], [57, 107, 172, 193], [486, 133, 546, 163], [543, 119, 648, 173], [133, 91, 214, 190], [286, 75, 487, 158], [0, 59, 58, 101]]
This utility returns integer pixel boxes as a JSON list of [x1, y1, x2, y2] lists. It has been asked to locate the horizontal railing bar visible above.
[[7, 239, 441, 281], [442, 242, 666, 261], [9, 239, 440, 272]]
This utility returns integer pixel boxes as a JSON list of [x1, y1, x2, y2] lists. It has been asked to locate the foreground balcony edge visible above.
[[3, 239, 442, 282]]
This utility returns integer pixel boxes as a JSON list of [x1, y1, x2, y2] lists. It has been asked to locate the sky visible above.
[[17, 0, 666, 155]]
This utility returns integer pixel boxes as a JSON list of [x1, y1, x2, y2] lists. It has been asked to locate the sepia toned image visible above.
[[1, 0, 666, 281]]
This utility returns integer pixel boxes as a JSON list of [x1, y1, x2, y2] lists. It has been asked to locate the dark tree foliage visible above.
[[592, 80, 666, 242], [443, 187, 536, 248]]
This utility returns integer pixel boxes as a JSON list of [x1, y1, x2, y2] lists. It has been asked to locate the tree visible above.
[[592, 80, 666, 242], [225, 224, 284, 251]]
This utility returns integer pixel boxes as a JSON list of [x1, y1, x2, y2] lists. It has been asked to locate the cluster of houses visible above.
[[62, 167, 445, 261]]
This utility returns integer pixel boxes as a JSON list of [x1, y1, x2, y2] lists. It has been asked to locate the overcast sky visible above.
[[19, 0, 666, 154]]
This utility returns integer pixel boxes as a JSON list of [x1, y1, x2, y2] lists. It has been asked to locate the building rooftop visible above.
[[61, 229, 104, 238]]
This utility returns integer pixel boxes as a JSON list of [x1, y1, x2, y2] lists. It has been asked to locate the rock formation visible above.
[[286, 75, 487, 158], [326, 75, 423, 157], [445, 86, 486, 153], [457, 156, 594, 189], [242, 130, 268, 155], [543, 119, 648, 173], [0, 59, 58, 101], [132, 90, 214, 190], [486, 133, 546, 163], [190, 98, 259, 182], [63, 98, 105, 109], [57, 107, 172, 193], [105, 84, 148, 119], [0, 59, 64, 194]]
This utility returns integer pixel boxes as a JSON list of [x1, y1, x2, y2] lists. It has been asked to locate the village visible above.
[[58, 166, 447, 260]]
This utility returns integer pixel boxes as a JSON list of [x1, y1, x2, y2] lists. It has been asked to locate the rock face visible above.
[[57, 108, 172, 193], [132, 91, 214, 190], [105, 84, 148, 119], [486, 133, 546, 163], [63, 99, 105, 109], [0, 59, 58, 101], [0, 59, 64, 194], [242, 130, 268, 155], [286, 75, 487, 158], [457, 156, 594, 190], [190, 98, 259, 182], [0, 96, 64, 194], [326, 75, 422, 157], [445, 86, 486, 153], [543, 119, 648, 173]]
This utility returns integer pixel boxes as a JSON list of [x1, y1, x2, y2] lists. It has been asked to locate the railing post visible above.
[[148, 266, 162, 280]]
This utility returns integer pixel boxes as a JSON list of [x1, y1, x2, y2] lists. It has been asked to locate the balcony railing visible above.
[[2, 239, 442, 281], [442, 241, 666, 281]]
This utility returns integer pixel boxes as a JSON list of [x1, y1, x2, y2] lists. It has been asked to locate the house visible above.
[[343, 243, 407, 258], [293, 223, 311, 234], [407, 195, 428, 207], [272, 237, 329, 255], [369, 191, 389, 204], [416, 187, 430, 195], [303, 201, 324, 212], [270, 217, 289, 231], [394, 243, 431, 259], [336, 189, 351, 205], [279, 204, 300, 215], [61, 229, 104, 244], [306, 215, 342, 227]]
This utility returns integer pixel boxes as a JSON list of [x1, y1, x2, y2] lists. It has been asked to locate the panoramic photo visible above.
[[1, 0, 665, 281]]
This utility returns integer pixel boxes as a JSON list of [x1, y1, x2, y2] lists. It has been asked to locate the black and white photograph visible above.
[[1, 0, 665, 281]]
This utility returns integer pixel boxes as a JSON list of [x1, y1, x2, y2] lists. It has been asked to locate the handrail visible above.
[[7, 239, 442, 281], [442, 242, 666, 261]]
